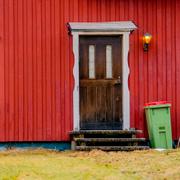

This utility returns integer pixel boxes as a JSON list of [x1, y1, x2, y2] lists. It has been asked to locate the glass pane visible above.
[[106, 45, 112, 78], [89, 45, 95, 79]]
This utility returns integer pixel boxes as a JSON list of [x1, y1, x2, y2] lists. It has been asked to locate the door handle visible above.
[[113, 76, 121, 85]]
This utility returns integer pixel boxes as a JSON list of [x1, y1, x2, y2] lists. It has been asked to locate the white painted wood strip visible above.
[[122, 32, 130, 130], [72, 32, 80, 130]]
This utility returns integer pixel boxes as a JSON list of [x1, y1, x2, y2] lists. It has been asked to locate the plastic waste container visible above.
[[144, 101, 172, 149]]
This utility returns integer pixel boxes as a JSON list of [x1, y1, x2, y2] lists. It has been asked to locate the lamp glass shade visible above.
[[143, 33, 152, 44]]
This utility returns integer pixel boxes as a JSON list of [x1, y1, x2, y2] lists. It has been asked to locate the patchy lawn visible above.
[[0, 149, 180, 180]]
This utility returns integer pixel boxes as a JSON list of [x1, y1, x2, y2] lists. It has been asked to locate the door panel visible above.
[[79, 35, 122, 130]]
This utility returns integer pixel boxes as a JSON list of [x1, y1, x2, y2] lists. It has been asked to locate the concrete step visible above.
[[70, 130, 149, 151], [75, 146, 150, 151], [74, 137, 146, 143], [70, 129, 142, 135]]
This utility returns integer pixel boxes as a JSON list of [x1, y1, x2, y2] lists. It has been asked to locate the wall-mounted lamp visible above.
[[143, 33, 152, 52]]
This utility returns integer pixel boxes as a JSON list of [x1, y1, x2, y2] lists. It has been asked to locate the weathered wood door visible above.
[[79, 35, 122, 130]]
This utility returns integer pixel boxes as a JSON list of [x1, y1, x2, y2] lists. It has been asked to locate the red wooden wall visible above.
[[0, 0, 180, 141]]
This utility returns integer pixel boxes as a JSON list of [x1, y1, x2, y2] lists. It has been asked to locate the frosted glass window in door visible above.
[[106, 45, 112, 78], [89, 45, 95, 79]]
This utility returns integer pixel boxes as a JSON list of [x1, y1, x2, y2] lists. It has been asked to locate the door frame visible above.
[[68, 22, 137, 131]]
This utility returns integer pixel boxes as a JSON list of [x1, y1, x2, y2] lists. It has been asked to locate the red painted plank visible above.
[[64, 0, 70, 140], [8, 0, 15, 141], [17, 0, 24, 141], [171, 0, 177, 139], [0, 0, 5, 141], [157, 0, 163, 100], [45, 0, 52, 140], [128, 0, 135, 128], [142, 0, 148, 138], [166, 0, 172, 103], [41, 0, 47, 141], [110, 0, 116, 21], [22, 0, 27, 140], [100, 0, 106, 21], [14, 0, 19, 141], [133, 0, 139, 134], [26, 0, 33, 141], [151, 0, 158, 101], [137, 0, 144, 136], [59, 0, 65, 140], [175, 0, 180, 139], [119, 0, 125, 20], [54, 0, 61, 140], [4, 0, 9, 141], [147, 0, 154, 103], [36, 0, 43, 140], [162, 1, 167, 101], [51, 0, 56, 140]]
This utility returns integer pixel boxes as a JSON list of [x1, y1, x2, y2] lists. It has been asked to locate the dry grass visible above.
[[0, 148, 180, 180]]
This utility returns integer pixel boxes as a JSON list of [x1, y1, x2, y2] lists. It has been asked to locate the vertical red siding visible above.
[[0, 0, 180, 141], [175, 0, 180, 140], [0, 0, 5, 140]]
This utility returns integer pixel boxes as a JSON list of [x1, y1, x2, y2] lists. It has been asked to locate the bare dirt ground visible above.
[[0, 148, 180, 179]]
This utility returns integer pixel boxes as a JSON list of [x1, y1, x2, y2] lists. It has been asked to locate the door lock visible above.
[[114, 76, 121, 85]]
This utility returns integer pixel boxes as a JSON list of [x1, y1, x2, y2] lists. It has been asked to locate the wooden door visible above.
[[79, 35, 122, 130]]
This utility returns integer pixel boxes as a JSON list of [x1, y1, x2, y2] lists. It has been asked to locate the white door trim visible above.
[[69, 21, 137, 130]]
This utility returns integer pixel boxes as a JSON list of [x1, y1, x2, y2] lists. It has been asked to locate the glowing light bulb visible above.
[[143, 33, 152, 51]]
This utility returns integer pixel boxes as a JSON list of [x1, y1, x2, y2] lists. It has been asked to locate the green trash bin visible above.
[[145, 101, 172, 149]]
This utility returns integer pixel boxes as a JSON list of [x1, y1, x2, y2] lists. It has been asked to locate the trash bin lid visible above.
[[145, 101, 167, 106], [144, 101, 171, 108]]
